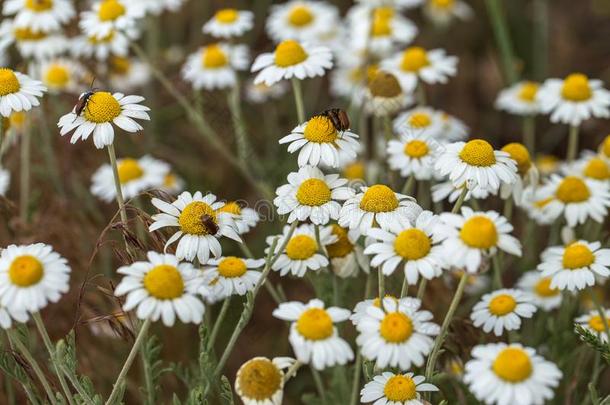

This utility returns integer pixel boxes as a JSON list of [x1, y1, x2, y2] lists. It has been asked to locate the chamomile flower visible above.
[[382, 46, 458, 93], [365, 210, 447, 283], [569, 153, 610, 182], [439, 111, 469, 141], [536, 154, 560, 176], [351, 295, 418, 326], [471, 289, 537, 336], [266, 1, 338, 43], [495, 81, 541, 116], [0, 167, 10, 196], [499, 142, 538, 204], [57, 91, 150, 149], [392, 107, 445, 138], [356, 297, 439, 370], [149, 191, 241, 263], [360, 371, 438, 405], [329, 63, 369, 102], [0, 20, 67, 60], [435, 139, 519, 191], [0, 243, 70, 312], [251, 40, 333, 86], [266, 224, 334, 277], [245, 79, 288, 104], [279, 114, 360, 168], [464, 343, 562, 405], [273, 299, 353, 370], [182, 43, 249, 90], [438, 207, 522, 273], [339, 184, 422, 236], [431, 180, 494, 204], [215, 201, 259, 235], [79, 0, 141, 40], [235, 357, 296, 405], [107, 56, 151, 91], [90, 156, 169, 203], [423, 0, 473, 26], [575, 309, 610, 342], [387, 133, 441, 180], [365, 70, 412, 117], [537, 240, 610, 291], [71, 30, 129, 61], [203, 9, 254, 38], [274, 166, 354, 225], [31, 58, 86, 94], [0, 304, 28, 330], [114, 252, 205, 327], [158, 172, 185, 195], [202, 257, 264, 298], [516, 272, 562, 311], [327, 224, 369, 278], [3, 0, 75, 33], [0, 68, 46, 117]]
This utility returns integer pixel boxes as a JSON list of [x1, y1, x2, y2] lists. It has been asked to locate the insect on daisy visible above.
[[215, 201, 259, 235], [516, 271, 562, 311], [265, 0, 339, 43], [182, 43, 249, 91], [272, 298, 354, 370], [495, 81, 541, 116], [387, 132, 441, 180], [470, 289, 537, 336], [3, 0, 75, 34], [114, 251, 206, 326], [464, 343, 562, 405], [235, 356, 296, 405], [149, 191, 241, 264], [360, 371, 438, 405], [0, 243, 70, 312], [575, 309, 610, 343], [537, 240, 610, 291], [326, 224, 369, 278], [202, 256, 264, 299], [202, 8, 254, 38], [57, 90, 150, 149], [0, 68, 46, 117]]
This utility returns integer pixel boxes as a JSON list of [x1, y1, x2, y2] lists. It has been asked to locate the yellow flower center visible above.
[[44, 64, 70, 88], [371, 7, 394, 37], [13, 27, 47, 41], [383, 375, 417, 402], [178, 201, 218, 235], [488, 294, 517, 316], [601, 135, 610, 158], [9, 112, 27, 130], [400, 47, 430, 73], [555, 176, 590, 203], [343, 161, 365, 181], [117, 158, 144, 184], [534, 277, 559, 297], [368, 71, 402, 98], [380, 312, 413, 343], [326, 225, 354, 258], [360, 184, 399, 213], [201, 44, 228, 69], [460, 216, 498, 249], [25, 0, 53, 11], [394, 229, 431, 260], [303, 115, 337, 143], [110, 56, 131, 75], [561, 73, 592, 102], [296, 178, 331, 206], [83, 92, 121, 123], [163, 173, 176, 187], [588, 315, 610, 333], [492, 348, 532, 383], [287, 5, 313, 27], [430, 0, 455, 9], [583, 158, 610, 180], [215, 8, 238, 24], [143, 265, 184, 299], [98, 0, 126, 21], [296, 308, 333, 340], [9, 255, 44, 287], [275, 40, 308, 67], [459, 139, 496, 167], [517, 81, 539, 102], [217, 201, 242, 215], [408, 112, 432, 128], [285, 235, 317, 260], [562, 242, 594, 269], [0, 69, 21, 96], [217, 257, 248, 278], [502, 143, 531, 175], [404, 140, 429, 158], [237, 358, 282, 400]]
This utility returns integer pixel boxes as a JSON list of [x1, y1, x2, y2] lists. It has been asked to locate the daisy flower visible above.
[[364, 70, 412, 117], [266, 224, 334, 277], [57, 91, 150, 149], [431, 180, 494, 204], [439, 111, 469, 141], [0, 68, 46, 117], [79, 0, 141, 40], [0, 243, 70, 312], [329, 63, 369, 102], [327, 224, 369, 278], [569, 153, 610, 182], [599, 134, 610, 161], [350, 295, 419, 326], [0, 167, 10, 196], [499, 142, 538, 204], [516, 271, 562, 311], [266, 1, 339, 43], [202, 9, 254, 38], [108, 56, 151, 91], [338, 184, 422, 236], [274, 165, 354, 225], [0, 20, 67, 60], [536, 154, 560, 176], [392, 107, 445, 138], [538, 73, 610, 126], [495, 81, 541, 116], [31, 58, 86, 95], [272, 299, 354, 370], [149, 191, 241, 263], [470, 289, 537, 336], [90, 155, 169, 203], [3, 0, 75, 33], [158, 171, 185, 195], [387, 133, 441, 180], [438, 207, 522, 273], [0, 304, 28, 330], [365, 210, 447, 284], [382, 46, 458, 93], [435, 139, 518, 192], [423, 0, 473, 26], [251, 39, 333, 86], [114, 252, 205, 327], [235, 356, 296, 405], [71, 30, 130, 61], [356, 297, 439, 370], [537, 240, 610, 291], [245, 79, 288, 104], [360, 371, 438, 405], [575, 309, 610, 342], [182, 43, 249, 91], [202, 256, 264, 299], [279, 114, 360, 168], [464, 343, 562, 405], [215, 201, 259, 235]]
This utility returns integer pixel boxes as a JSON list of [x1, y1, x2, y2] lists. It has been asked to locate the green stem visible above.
[[291, 78, 306, 123], [400, 275, 409, 298], [58, 363, 95, 405], [378, 267, 385, 304], [491, 254, 503, 289], [452, 187, 468, 214], [227, 79, 259, 174], [402, 175, 416, 196], [107, 144, 129, 226], [484, 0, 518, 84], [416, 278, 428, 300], [19, 124, 30, 224], [503, 197, 513, 222], [349, 351, 363, 405], [240, 238, 284, 305], [311, 368, 327, 404], [207, 297, 232, 351], [523, 115, 536, 154], [283, 360, 302, 382], [416, 82, 427, 106], [567, 125, 580, 163]]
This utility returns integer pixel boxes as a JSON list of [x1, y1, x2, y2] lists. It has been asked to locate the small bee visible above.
[[201, 214, 219, 235], [73, 78, 98, 117], [317, 108, 351, 132]]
